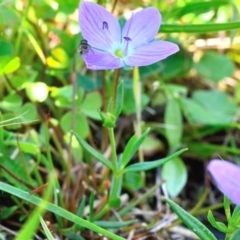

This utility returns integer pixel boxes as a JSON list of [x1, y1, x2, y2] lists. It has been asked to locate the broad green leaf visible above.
[[123, 172, 143, 190], [141, 135, 163, 155], [121, 128, 150, 169], [180, 93, 237, 125], [7, 141, 40, 154], [195, 52, 235, 82], [164, 98, 182, 148], [0, 56, 20, 75], [162, 157, 187, 197], [0, 92, 22, 110], [81, 91, 102, 120], [72, 131, 113, 170], [0, 40, 13, 56], [193, 90, 237, 121], [76, 73, 102, 91], [16, 103, 38, 123], [207, 210, 230, 233], [47, 47, 70, 69], [164, 198, 217, 240], [124, 148, 187, 173], [160, 47, 193, 80], [94, 220, 137, 229], [60, 112, 89, 139], [122, 88, 149, 114]]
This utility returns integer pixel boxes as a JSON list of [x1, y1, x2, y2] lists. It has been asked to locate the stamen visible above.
[[124, 36, 132, 41], [102, 21, 108, 30]]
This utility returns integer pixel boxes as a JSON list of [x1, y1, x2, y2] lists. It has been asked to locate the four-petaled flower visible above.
[[78, 1, 179, 70], [207, 159, 240, 205]]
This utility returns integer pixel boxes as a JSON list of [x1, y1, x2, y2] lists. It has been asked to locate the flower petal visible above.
[[82, 50, 123, 70], [79, 1, 121, 52], [207, 160, 240, 205], [124, 40, 179, 67], [122, 7, 161, 49]]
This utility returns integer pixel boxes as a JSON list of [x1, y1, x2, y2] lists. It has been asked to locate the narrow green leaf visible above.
[[94, 220, 137, 229], [76, 196, 86, 218], [15, 173, 53, 240], [121, 128, 150, 169], [224, 196, 231, 222], [124, 148, 187, 173], [0, 182, 125, 240], [207, 211, 230, 233], [230, 206, 240, 228], [89, 192, 95, 222], [164, 198, 217, 240], [40, 216, 55, 240], [160, 22, 240, 33], [72, 131, 113, 170]]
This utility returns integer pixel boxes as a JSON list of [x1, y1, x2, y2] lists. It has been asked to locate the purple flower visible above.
[[207, 159, 240, 205], [78, 1, 179, 70]]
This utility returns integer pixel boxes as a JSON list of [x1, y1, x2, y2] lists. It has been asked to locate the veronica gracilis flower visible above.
[[207, 159, 240, 205], [78, 1, 179, 70]]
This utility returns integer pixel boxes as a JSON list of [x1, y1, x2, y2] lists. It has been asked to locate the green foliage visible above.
[[164, 97, 182, 148], [1, 0, 240, 238], [208, 198, 240, 240], [121, 128, 150, 169], [162, 157, 187, 197], [164, 198, 217, 240], [195, 52, 235, 82]]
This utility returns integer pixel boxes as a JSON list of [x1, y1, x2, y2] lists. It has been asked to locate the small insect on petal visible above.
[[207, 159, 240, 205], [79, 39, 92, 55], [102, 21, 108, 30]]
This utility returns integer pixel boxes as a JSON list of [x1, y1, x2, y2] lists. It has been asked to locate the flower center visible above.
[[114, 48, 124, 58]]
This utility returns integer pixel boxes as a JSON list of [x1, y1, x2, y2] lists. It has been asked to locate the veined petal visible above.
[[82, 49, 123, 70], [122, 7, 161, 49], [124, 40, 179, 67], [79, 1, 121, 52], [207, 160, 240, 205]]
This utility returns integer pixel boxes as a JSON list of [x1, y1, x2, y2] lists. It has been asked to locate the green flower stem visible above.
[[93, 203, 111, 221], [111, 68, 121, 115], [133, 67, 145, 183], [108, 127, 118, 174]]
